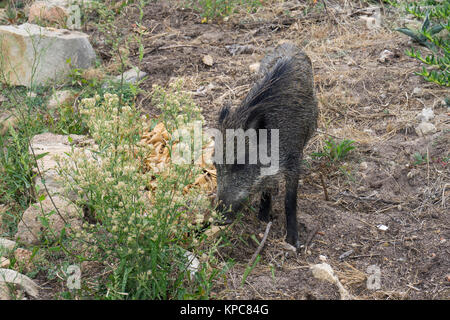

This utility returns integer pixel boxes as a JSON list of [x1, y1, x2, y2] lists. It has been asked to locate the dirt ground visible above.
[[87, 0, 449, 299]]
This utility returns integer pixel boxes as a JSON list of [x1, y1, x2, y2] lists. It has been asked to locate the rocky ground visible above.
[[104, 1, 448, 300], [0, 0, 449, 300]]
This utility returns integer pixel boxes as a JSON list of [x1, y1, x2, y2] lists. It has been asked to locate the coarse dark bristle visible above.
[[245, 57, 293, 109]]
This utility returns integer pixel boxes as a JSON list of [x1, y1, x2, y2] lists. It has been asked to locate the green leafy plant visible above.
[[395, 2, 449, 86], [1, 1, 20, 24], [312, 138, 356, 162], [413, 152, 428, 165]]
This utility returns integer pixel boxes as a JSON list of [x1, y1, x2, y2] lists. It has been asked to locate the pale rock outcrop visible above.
[[0, 23, 96, 87], [30, 132, 92, 200], [15, 195, 82, 245]]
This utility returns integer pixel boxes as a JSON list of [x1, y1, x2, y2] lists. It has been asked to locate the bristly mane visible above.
[[243, 57, 293, 110], [218, 56, 298, 130]]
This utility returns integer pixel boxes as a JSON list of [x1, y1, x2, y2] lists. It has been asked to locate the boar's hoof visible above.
[[286, 234, 301, 249]]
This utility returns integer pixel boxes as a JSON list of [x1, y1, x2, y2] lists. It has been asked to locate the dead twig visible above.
[[442, 183, 449, 208], [248, 222, 272, 268], [159, 44, 198, 50], [319, 172, 329, 201]]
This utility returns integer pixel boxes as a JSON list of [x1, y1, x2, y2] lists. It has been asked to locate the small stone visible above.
[[415, 122, 437, 136], [249, 62, 260, 74], [0, 110, 18, 136], [319, 255, 327, 262], [204, 226, 222, 239], [183, 250, 200, 281], [359, 162, 368, 171], [0, 257, 10, 268], [202, 55, 214, 67], [14, 248, 34, 273], [377, 224, 389, 231], [48, 90, 75, 111], [378, 49, 394, 63], [338, 249, 354, 260], [363, 128, 375, 135], [115, 67, 147, 84], [416, 107, 434, 122], [0, 238, 16, 251], [413, 87, 422, 95]]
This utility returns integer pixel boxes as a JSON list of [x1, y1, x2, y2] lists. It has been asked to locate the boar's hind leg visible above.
[[258, 191, 271, 222], [285, 173, 300, 248]]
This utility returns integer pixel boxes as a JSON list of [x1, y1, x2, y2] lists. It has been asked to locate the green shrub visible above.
[[56, 82, 227, 299]]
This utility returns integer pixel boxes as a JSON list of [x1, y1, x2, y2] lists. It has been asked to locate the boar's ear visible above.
[[218, 105, 230, 124]]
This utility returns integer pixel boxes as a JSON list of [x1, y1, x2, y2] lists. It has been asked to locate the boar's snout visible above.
[[215, 193, 244, 224]]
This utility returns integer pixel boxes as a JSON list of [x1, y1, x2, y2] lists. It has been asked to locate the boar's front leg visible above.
[[284, 172, 300, 248], [258, 191, 271, 222]]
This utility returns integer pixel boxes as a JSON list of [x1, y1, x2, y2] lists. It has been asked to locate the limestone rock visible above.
[[378, 49, 395, 63], [30, 132, 91, 199], [115, 67, 147, 84], [202, 55, 214, 67], [0, 257, 9, 268], [29, 1, 67, 25], [14, 248, 34, 273], [416, 107, 434, 123], [183, 250, 200, 281], [0, 268, 39, 298], [0, 109, 18, 135], [28, 0, 92, 29], [415, 122, 437, 136], [0, 282, 10, 300], [249, 62, 260, 74], [15, 195, 82, 245], [47, 90, 76, 111], [0, 238, 16, 251], [0, 23, 96, 87]]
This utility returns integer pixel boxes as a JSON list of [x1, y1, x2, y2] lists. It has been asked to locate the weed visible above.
[[185, 0, 262, 21], [394, 1, 449, 86], [413, 152, 428, 165], [312, 138, 356, 163]]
